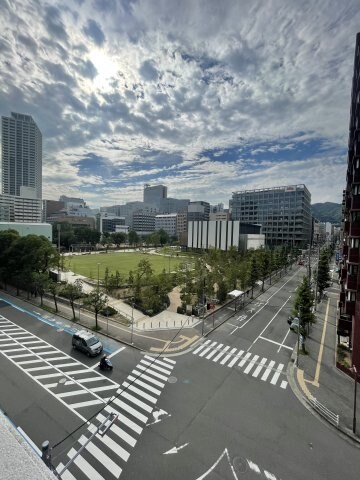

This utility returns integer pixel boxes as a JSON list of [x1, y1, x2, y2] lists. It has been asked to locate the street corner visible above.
[[149, 334, 200, 354], [296, 368, 316, 402]]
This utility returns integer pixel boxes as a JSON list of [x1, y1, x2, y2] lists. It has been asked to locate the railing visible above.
[[308, 397, 339, 427]]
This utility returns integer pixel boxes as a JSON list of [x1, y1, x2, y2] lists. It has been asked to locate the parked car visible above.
[[72, 330, 103, 356], [298, 260, 304, 265]]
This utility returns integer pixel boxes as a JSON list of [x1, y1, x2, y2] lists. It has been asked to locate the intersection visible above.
[[0, 265, 359, 479]]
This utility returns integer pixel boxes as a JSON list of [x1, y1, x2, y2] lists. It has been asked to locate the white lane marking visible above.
[[66, 369, 89, 375], [103, 407, 142, 435], [270, 364, 284, 385], [247, 295, 292, 352], [34, 373, 64, 380], [205, 344, 223, 360], [49, 362, 80, 368], [27, 346, 50, 350], [261, 361, 276, 381], [252, 358, 268, 378], [140, 360, 171, 375], [127, 375, 161, 395], [69, 399, 104, 409], [198, 342, 218, 357], [132, 369, 165, 388], [16, 359, 44, 365], [26, 366, 54, 372], [144, 355, 174, 370], [239, 269, 299, 330], [89, 385, 118, 393], [136, 364, 168, 381], [109, 398, 148, 423], [43, 383, 58, 389], [67, 447, 105, 480], [88, 424, 130, 462], [227, 350, 244, 368], [258, 335, 293, 351], [162, 357, 176, 364], [121, 382, 157, 404], [238, 352, 252, 367], [118, 390, 153, 413], [107, 346, 126, 359], [220, 348, 237, 365], [76, 377, 105, 384], [8, 353, 34, 358], [277, 328, 292, 353], [78, 435, 122, 478], [280, 380, 288, 389], [56, 463, 77, 480], [43, 356, 68, 362], [96, 413, 136, 447], [243, 355, 259, 374], [0, 345, 24, 349], [57, 390, 89, 398], [37, 351, 59, 356], [212, 345, 230, 363], [192, 341, 210, 355]]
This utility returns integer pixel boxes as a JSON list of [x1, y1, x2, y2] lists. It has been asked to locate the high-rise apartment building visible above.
[[143, 184, 167, 209], [339, 32, 360, 370], [1, 112, 42, 199], [230, 185, 311, 247]]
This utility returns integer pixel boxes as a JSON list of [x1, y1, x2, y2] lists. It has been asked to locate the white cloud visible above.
[[0, 0, 358, 207]]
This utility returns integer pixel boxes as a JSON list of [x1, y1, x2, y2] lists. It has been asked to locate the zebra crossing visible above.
[[0, 316, 176, 479], [193, 340, 288, 390]]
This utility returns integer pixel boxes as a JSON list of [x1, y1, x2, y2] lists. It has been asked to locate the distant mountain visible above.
[[311, 202, 342, 224]]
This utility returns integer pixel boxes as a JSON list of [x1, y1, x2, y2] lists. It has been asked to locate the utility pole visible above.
[[296, 317, 300, 367], [130, 299, 134, 344], [308, 244, 311, 282], [314, 243, 320, 311]]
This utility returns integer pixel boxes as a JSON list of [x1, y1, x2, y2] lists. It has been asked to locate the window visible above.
[[349, 264, 358, 275], [352, 185, 360, 195], [351, 238, 360, 248], [347, 291, 356, 301]]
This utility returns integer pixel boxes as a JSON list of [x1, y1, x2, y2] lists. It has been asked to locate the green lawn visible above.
[[65, 252, 189, 279]]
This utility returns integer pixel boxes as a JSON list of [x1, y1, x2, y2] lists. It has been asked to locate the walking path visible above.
[[289, 262, 360, 444]]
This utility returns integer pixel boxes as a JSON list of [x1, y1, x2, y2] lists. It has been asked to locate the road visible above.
[[0, 264, 359, 480]]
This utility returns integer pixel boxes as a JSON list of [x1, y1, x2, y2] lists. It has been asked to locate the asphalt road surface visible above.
[[0, 265, 359, 480]]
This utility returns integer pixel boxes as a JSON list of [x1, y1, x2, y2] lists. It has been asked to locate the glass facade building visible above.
[[230, 184, 312, 247]]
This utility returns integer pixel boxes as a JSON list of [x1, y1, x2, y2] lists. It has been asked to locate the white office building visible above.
[[155, 213, 178, 236], [1, 112, 42, 199]]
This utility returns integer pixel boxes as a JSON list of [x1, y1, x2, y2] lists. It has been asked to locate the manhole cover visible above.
[[167, 376, 177, 384], [232, 456, 247, 473], [58, 378, 67, 384], [57, 328, 64, 332]]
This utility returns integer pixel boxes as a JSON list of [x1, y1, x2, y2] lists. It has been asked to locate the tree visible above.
[[248, 255, 259, 298], [293, 276, 315, 339], [47, 281, 59, 312], [32, 272, 51, 307], [317, 249, 331, 300], [61, 279, 83, 320], [111, 232, 127, 247], [0, 230, 20, 289], [258, 249, 270, 291], [84, 290, 108, 330], [128, 230, 139, 246]]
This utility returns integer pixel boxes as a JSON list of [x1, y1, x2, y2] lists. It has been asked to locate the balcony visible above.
[[346, 274, 358, 290], [345, 300, 355, 316], [340, 292, 346, 304], [342, 244, 349, 257], [346, 196, 352, 209], [344, 220, 350, 234], [348, 247, 360, 263], [350, 221, 360, 237]]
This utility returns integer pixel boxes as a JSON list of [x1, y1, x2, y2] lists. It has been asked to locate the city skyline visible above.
[[1, 1, 359, 207]]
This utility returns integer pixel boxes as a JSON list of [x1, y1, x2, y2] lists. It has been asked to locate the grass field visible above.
[[65, 252, 188, 279]]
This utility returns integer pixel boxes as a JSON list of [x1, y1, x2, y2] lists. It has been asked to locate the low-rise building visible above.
[[187, 220, 264, 251]]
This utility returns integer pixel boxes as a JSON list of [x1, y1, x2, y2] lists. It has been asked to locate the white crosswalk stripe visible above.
[[192, 340, 287, 390], [0, 317, 176, 480]]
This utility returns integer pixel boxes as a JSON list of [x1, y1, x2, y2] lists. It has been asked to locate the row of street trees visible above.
[[176, 245, 297, 312]]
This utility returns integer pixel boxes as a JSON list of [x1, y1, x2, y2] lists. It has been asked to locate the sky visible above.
[[0, 0, 359, 208]]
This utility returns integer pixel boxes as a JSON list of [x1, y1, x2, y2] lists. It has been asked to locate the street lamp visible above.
[[97, 263, 100, 291], [130, 299, 134, 344], [352, 365, 358, 434]]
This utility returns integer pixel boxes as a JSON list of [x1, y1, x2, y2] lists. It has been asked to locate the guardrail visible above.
[[308, 397, 339, 427]]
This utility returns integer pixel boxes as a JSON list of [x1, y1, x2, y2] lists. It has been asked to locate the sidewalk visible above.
[[290, 268, 360, 445]]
